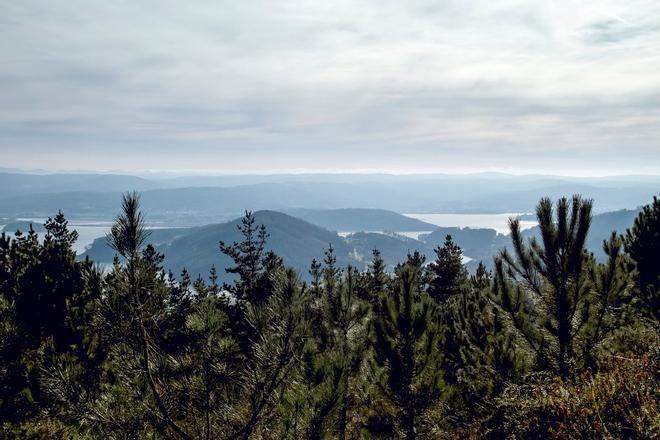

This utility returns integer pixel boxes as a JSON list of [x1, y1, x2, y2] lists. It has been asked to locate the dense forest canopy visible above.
[[0, 194, 658, 439]]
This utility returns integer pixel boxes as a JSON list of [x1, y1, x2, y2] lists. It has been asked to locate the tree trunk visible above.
[[556, 284, 571, 377], [403, 402, 416, 440]]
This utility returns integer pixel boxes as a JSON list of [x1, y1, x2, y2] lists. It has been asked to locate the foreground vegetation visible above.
[[1, 194, 658, 439]]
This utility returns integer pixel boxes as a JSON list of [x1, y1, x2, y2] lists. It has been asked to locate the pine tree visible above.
[[309, 258, 323, 298], [228, 268, 309, 439], [219, 211, 271, 304], [44, 211, 79, 248], [209, 265, 220, 296], [625, 195, 659, 319], [0, 213, 100, 425], [282, 255, 343, 439], [369, 264, 443, 439], [427, 235, 470, 304], [366, 248, 388, 304], [297, 347, 343, 439], [395, 251, 428, 293], [471, 261, 491, 290], [580, 233, 633, 366], [441, 262, 521, 418], [180, 268, 191, 291], [103, 192, 193, 439], [322, 244, 342, 294], [321, 265, 368, 439], [493, 195, 598, 376], [184, 292, 241, 439]]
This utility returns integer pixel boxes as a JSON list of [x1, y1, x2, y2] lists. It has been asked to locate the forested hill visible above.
[[82, 210, 432, 280], [1, 221, 47, 233], [159, 211, 351, 279], [515, 207, 642, 260], [421, 207, 644, 263], [82, 207, 643, 282], [282, 208, 437, 231]]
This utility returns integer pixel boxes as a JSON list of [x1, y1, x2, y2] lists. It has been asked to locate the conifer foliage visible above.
[[427, 235, 469, 303], [220, 211, 281, 304], [370, 264, 443, 439], [493, 196, 595, 376], [625, 195, 660, 318]]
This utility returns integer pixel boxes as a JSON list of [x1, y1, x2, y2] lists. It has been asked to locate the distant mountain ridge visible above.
[[1, 172, 657, 221], [0, 172, 159, 198]]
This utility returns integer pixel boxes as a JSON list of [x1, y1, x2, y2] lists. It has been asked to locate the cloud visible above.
[[581, 18, 658, 44], [0, 0, 659, 174]]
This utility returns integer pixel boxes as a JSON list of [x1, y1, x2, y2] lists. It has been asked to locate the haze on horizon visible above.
[[1, 1, 659, 175]]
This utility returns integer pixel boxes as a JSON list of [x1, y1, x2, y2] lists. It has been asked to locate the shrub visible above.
[[487, 348, 659, 439]]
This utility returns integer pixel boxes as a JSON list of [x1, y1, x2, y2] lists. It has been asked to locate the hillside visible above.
[[1, 221, 47, 233], [83, 227, 196, 263], [81, 206, 644, 280], [421, 227, 506, 265], [82, 210, 435, 280], [421, 208, 643, 266], [282, 208, 437, 232], [343, 231, 435, 269], [160, 211, 352, 279], [585, 208, 642, 258]]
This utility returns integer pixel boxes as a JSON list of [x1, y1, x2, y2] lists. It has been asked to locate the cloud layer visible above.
[[1, 0, 659, 174]]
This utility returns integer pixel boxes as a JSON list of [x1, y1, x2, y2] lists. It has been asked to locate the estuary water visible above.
[[1, 220, 174, 255], [403, 213, 537, 235]]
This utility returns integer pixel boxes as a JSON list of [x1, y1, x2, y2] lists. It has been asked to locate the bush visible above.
[[487, 348, 659, 439]]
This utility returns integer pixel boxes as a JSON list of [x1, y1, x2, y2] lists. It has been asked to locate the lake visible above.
[[339, 231, 434, 240], [403, 213, 537, 235]]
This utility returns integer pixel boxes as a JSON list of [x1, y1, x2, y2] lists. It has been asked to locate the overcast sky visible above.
[[1, 0, 659, 175]]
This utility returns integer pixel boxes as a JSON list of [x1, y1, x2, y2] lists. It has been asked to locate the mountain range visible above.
[[1, 172, 657, 223]]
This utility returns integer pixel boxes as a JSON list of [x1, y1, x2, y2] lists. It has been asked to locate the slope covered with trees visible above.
[[0, 193, 658, 439], [80, 207, 641, 282], [282, 208, 437, 232], [82, 211, 426, 280]]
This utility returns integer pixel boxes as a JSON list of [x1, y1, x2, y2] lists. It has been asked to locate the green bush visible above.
[[488, 348, 659, 439]]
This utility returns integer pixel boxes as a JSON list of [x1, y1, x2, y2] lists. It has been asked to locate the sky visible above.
[[1, 0, 659, 175]]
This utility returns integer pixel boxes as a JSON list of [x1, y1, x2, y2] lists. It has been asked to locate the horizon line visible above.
[[2, 166, 660, 179]]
